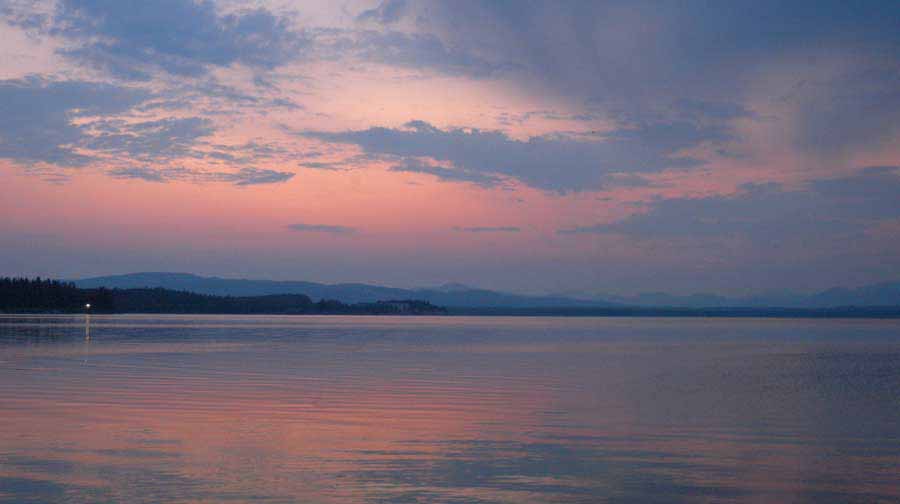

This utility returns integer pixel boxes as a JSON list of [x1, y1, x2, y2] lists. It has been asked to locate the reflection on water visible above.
[[1, 315, 900, 503]]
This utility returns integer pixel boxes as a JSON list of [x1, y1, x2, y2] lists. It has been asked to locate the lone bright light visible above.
[[85, 304, 91, 309]]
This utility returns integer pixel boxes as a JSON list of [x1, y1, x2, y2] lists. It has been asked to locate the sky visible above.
[[1, 0, 899, 296]]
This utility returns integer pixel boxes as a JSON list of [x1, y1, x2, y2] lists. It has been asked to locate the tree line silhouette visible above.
[[0, 277, 113, 312], [0, 277, 446, 315]]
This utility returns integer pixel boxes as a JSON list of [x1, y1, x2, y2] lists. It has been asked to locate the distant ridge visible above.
[[73, 273, 615, 308], [74, 273, 900, 308], [566, 282, 900, 308]]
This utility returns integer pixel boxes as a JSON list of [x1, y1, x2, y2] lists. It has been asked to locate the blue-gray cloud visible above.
[[17, 0, 307, 79], [792, 67, 900, 158], [0, 76, 150, 166], [0, 1, 47, 32], [108, 166, 294, 186], [0, 76, 300, 175], [0, 76, 244, 172], [389, 157, 503, 188], [228, 167, 294, 186], [107, 166, 167, 182], [560, 166, 900, 239], [83, 117, 215, 161], [202, 141, 289, 165], [356, 0, 407, 24], [303, 120, 715, 191], [812, 166, 900, 218], [150, 79, 303, 113], [604, 173, 662, 188], [309, 27, 510, 79], [362, 0, 900, 158], [454, 226, 521, 233], [301, 161, 344, 171], [384, 1, 900, 96], [351, 30, 512, 78], [287, 223, 357, 234]]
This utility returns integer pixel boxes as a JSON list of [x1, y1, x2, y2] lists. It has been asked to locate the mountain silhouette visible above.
[[74, 273, 900, 308], [73, 273, 615, 308]]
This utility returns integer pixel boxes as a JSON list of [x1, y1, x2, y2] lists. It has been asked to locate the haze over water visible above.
[[1, 315, 899, 503]]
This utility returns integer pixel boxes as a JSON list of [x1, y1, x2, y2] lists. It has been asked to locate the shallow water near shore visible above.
[[1, 315, 900, 503]]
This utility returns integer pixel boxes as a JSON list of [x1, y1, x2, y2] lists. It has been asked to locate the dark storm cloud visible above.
[[559, 166, 900, 239], [303, 120, 713, 192], [287, 223, 357, 234], [0, 76, 149, 166], [46, 0, 308, 79], [107, 166, 294, 186]]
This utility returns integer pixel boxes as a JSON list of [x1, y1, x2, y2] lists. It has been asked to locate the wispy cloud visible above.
[[389, 157, 503, 188], [107, 167, 294, 186], [558, 166, 900, 239], [107, 167, 167, 183], [83, 117, 215, 161], [300, 161, 346, 171], [302, 119, 713, 192], [229, 168, 295, 186], [287, 223, 358, 234], [356, 0, 408, 24], [0, 77, 150, 167], [454, 226, 521, 233]]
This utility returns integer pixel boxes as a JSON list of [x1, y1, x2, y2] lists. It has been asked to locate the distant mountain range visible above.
[[563, 283, 900, 308], [73, 272, 900, 308], [73, 273, 614, 308]]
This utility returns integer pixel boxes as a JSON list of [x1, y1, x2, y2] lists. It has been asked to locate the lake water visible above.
[[1, 315, 899, 503]]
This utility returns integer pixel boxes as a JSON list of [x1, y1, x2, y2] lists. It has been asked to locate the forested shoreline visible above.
[[4, 277, 900, 318], [0, 278, 446, 315]]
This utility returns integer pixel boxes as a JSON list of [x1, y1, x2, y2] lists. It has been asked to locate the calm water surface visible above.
[[1, 315, 899, 503]]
